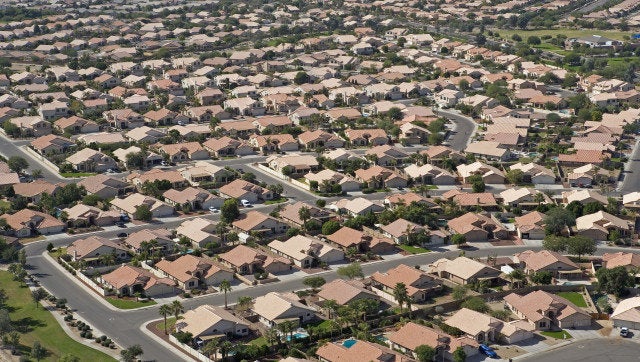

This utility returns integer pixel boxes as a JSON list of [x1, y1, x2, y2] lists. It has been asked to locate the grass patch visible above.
[[106, 297, 156, 310], [19, 235, 46, 244], [249, 336, 268, 347], [0, 271, 115, 361], [264, 197, 288, 205], [557, 292, 588, 307], [398, 245, 430, 254], [151, 317, 176, 335], [541, 330, 572, 339], [0, 199, 10, 213], [496, 29, 630, 42], [60, 172, 97, 177]]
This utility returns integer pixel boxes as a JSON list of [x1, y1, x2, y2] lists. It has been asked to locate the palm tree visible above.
[[393, 282, 409, 313], [215, 221, 228, 244], [171, 300, 184, 325], [159, 304, 172, 334], [219, 341, 233, 360], [219, 280, 232, 309], [201, 338, 219, 361], [298, 206, 311, 232], [324, 299, 339, 319], [264, 328, 280, 347]]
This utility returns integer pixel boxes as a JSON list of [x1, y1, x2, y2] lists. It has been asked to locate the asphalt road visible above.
[[521, 338, 640, 362], [619, 138, 640, 194], [0, 135, 66, 182], [434, 108, 476, 151]]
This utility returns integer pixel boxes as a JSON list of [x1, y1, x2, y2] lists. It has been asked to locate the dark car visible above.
[[479, 344, 498, 358], [116, 221, 126, 228], [117, 232, 128, 238]]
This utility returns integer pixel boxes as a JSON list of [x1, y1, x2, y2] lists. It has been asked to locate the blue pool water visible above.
[[286, 332, 309, 341], [342, 339, 357, 348]]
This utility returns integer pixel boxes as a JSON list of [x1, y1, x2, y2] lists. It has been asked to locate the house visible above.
[[305, 169, 361, 193], [514, 211, 546, 240], [175, 217, 221, 248], [232, 211, 289, 236], [66, 236, 128, 261], [250, 134, 299, 153], [504, 290, 592, 330], [384, 192, 437, 209], [435, 89, 463, 107], [13, 180, 60, 203], [128, 169, 189, 190], [219, 179, 272, 203], [611, 297, 640, 329], [379, 219, 429, 245], [1, 209, 66, 237], [66, 148, 118, 173], [298, 130, 344, 150], [279, 202, 332, 228], [155, 255, 233, 290], [365, 145, 409, 166], [63, 204, 120, 227], [328, 197, 385, 216], [125, 126, 165, 143], [445, 308, 503, 343], [388, 322, 479, 361], [253, 292, 316, 327], [602, 252, 640, 272], [267, 154, 320, 177], [457, 161, 505, 184], [326, 226, 371, 252], [345, 128, 388, 146], [510, 163, 555, 184], [499, 187, 549, 208], [317, 279, 379, 306], [101, 265, 177, 298], [371, 264, 442, 303], [78, 174, 133, 199], [203, 136, 255, 157], [176, 305, 250, 339], [179, 162, 235, 186], [8, 116, 52, 137], [268, 235, 344, 268], [219, 245, 292, 275], [124, 228, 175, 254], [317, 339, 410, 362], [465, 141, 511, 162], [447, 212, 508, 242], [158, 142, 209, 162], [54, 116, 100, 134], [562, 189, 609, 206], [110, 193, 174, 219], [354, 165, 408, 189], [575, 211, 629, 241], [163, 187, 223, 211], [514, 250, 582, 279], [403, 164, 456, 185], [30, 134, 75, 155], [428, 257, 501, 285]]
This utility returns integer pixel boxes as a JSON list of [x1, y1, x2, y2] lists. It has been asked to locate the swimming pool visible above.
[[285, 332, 309, 341], [342, 339, 357, 348]]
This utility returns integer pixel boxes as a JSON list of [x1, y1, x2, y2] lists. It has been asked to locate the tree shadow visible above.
[[13, 316, 47, 333]]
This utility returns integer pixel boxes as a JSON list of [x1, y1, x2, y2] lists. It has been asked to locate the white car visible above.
[[209, 207, 219, 213], [241, 199, 251, 207]]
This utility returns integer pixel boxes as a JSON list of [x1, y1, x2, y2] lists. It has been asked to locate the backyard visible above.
[[0, 271, 115, 361], [556, 292, 588, 307]]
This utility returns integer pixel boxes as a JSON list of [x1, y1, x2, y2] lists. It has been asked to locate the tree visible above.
[[303, 276, 326, 291], [171, 300, 184, 322], [508, 268, 526, 288], [461, 296, 489, 313], [565, 235, 596, 261], [337, 262, 364, 280], [32, 288, 47, 308], [201, 338, 219, 360], [453, 346, 467, 362], [7, 156, 28, 173], [596, 296, 612, 314], [219, 279, 232, 309], [294, 71, 309, 85], [221, 198, 240, 223], [452, 285, 468, 301], [322, 220, 341, 235], [531, 270, 553, 285], [388, 107, 403, 121], [542, 235, 567, 252], [120, 345, 143, 362], [298, 206, 311, 232], [134, 204, 153, 221], [159, 304, 172, 334], [6, 331, 19, 353], [393, 282, 409, 313], [31, 340, 46, 361], [596, 266, 634, 297], [544, 207, 575, 236], [415, 345, 436, 362], [505, 169, 524, 185], [451, 234, 467, 248], [46, 242, 54, 252], [527, 35, 541, 45], [471, 179, 485, 193]]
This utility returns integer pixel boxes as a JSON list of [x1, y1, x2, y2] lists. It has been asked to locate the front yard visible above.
[[0, 271, 115, 361], [541, 330, 572, 339], [265, 197, 288, 205], [398, 245, 430, 254], [106, 297, 157, 309]]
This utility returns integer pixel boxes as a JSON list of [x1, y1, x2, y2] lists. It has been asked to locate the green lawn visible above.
[[557, 292, 588, 307], [152, 317, 176, 335], [398, 245, 430, 254], [106, 297, 157, 310], [496, 29, 630, 42], [264, 197, 288, 205], [60, 172, 97, 178], [249, 336, 268, 347], [0, 199, 10, 213], [0, 271, 115, 361], [541, 330, 572, 339]]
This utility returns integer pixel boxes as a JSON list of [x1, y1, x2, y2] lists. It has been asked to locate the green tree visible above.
[[58, 353, 81, 362], [393, 282, 409, 313], [542, 235, 567, 252], [415, 344, 436, 362], [120, 345, 143, 362], [452, 285, 468, 301], [201, 338, 219, 360], [322, 220, 341, 235], [527, 36, 541, 45], [505, 169, 524, 185], [565, 235, 596, 261], [31, 340, 46, 361], [298, 206, 311, 232], [294, 71, 309, 85], [7, 156, 28, 173], [471, 179, 485, 193], [134, 204, 153, 221], [453, 346, 467, 362], [31, 288, 47, 308], [388, 107, 403, 121], [461, 296, 489, 313], [337, 262, 364, 280], [596, 266, 634, 297], [303, 276, 326, 291], [221, 198, 240, 223], [171, 300, 184, 322], [159, 304, 172, 335], [451, 234, 467, 248], [544, 207, 575, 236], [531, 270, 553, 285], [220, 279, 232, 309]]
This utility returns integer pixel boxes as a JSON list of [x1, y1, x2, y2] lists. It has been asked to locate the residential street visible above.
[[434, 108, 476, 151], [521, 338, 640, 362]]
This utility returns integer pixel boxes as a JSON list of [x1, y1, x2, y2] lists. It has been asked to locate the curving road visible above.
[[434, 108, 476, 151]]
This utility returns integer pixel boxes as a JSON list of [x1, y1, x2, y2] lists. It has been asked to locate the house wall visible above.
[[150, 205, 175, 218], [145, 283, 179, 298], [203, 270, 234, 286], [558, 313, 592, 329], [463, 229, 488, 242]]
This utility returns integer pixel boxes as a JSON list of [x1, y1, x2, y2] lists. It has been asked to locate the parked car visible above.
[[241, 199, 251, 207], [479, 344, 498, 358], [117, 232, 128, 238], [621, 327, 629, 337], [209, 207, 219, 213]]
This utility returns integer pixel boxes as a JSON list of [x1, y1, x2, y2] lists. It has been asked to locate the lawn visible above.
[[495, 29, 630, 42], [106, 297, 157, 309], [60, 172, 97, 177], [557, 292, 588, 307], [0, 271, 115, 361], [398, 245, 430, 254], [264, 197, 288, 205], [541, 330, 572, 339], [0, 199, 10, 213], [151, 316, 176, 335], [249, 336, 268, 347]]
